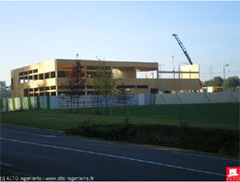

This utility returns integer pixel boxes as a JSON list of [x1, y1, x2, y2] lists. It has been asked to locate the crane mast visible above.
[[172, 34, 193, 65]]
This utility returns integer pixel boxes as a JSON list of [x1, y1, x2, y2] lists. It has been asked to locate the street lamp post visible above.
[[223, 64, 229, 87]]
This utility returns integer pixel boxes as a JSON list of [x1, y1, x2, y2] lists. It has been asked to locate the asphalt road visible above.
[[0, 123, 239, 181]]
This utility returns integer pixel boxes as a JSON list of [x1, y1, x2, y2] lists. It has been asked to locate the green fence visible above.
[[1, 96, 57, 112]]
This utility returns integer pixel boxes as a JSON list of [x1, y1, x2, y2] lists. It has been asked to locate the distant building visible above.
[[11, 59, 200, 97]]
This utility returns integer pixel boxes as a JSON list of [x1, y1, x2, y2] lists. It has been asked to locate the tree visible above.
[[213, 76, 223, 86], [203, 76, 223, 87], [0, 81, 11, 98], [224, 76, 240, 88], [203, 76, 240, 88], [114, 83, 130, 117], [91, 60, 116, 115], [65, 61, 86, 113]]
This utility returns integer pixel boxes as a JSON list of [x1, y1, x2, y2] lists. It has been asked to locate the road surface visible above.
[[0, 124, 239, 181]]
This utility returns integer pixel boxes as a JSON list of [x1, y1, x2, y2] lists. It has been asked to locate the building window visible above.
[[24, 77, 28, 83], [50, 72, 55, 78], [51, 92, 56, 96], [137, 85, 148, 89], [117, 85, 135, 89], [11, 78, 13, 90], [57, 71, 65, 77], [24, 89, 29, 97], [33, 69, 38, 73], [45, 73, 49, 79], [151, 88, 158, 94], [51, 86, 56, 90], [19, 78, 24, 84], [34, 75, 38, 80], [39, 74, 44, 80], [29, 76, 33, 82]]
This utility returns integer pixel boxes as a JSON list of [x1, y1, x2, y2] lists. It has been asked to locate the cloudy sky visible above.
[[0, 1, 239, 85]]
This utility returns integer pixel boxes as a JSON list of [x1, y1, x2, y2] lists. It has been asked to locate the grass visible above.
[[1, 103, 239, 156], [1, 103, 239, 131]]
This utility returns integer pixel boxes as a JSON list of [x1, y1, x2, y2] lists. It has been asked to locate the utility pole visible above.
[[223, 64, 229, 87], [158, 64, 164, 78], [172, 55, 175, 79]]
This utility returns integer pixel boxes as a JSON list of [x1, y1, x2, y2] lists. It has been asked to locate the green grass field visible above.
[[1, 103, 239, 131]]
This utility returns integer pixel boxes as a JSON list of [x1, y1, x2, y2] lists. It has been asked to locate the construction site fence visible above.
[[1, 91, 239, 112]]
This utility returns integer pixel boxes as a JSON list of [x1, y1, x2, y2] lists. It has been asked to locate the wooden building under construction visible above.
[[11, 59, 200, 97]]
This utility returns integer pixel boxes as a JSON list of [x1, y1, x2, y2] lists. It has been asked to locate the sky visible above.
[[0, 1, 239, 85]]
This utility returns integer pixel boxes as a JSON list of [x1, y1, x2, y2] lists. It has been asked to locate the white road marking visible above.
[[0, 137, 225, 177], [3, 128, 57, 138]]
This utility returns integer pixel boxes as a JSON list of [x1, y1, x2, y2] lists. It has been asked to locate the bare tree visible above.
[[65, 60, 86, 113], [114, 84, 130, 117]]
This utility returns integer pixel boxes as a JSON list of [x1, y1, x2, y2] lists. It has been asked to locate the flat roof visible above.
[[56, 59, 158, 71], [11, 59, 159, 72]]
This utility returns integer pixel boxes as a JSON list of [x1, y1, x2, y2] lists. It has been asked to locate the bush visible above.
[[65, 120, 239, 157]]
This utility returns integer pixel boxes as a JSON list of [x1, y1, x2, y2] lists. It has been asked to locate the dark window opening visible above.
[[45, 73, 49, 79], [11, 78, 13, 90], [39, 74, 44, 80], [33, 69, 38, 73], [150, 88, 158, 94], [34, 75, 38, 80], [51, 92, 56, 96], [39, 87, 44, 91], [117, 85, 135, 89], [24, 89, 29, 97], [137, 85, 148, 89], [51, 86, 56, 90], [57, 71, 65, 77], [29, 76, 33, 82], [50, 72, 56, 78]]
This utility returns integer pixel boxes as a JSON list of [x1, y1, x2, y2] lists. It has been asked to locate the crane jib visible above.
[[172, 34, 193, 65]]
